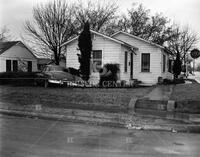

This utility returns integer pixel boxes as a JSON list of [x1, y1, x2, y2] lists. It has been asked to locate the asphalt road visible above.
[[0, 114, 200, 157]]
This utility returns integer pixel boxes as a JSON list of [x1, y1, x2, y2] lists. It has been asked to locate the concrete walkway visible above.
[[143, 85, 174, 101], [188, 72, 200, 83]]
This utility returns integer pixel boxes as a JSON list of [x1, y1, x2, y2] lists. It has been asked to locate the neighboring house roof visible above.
[[62, 30, 138, 52], [37, 58, 52, 64], [0, 41, 19, 55], [0, 41, 37, 59]]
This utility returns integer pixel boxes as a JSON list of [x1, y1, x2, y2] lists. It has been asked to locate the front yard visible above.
[[170, 83, 200, 101], [170, 83, 200, 113], [0, 85, 153, 113]]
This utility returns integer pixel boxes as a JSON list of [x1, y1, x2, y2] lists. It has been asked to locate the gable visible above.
[[62, 30, 138, 51], [112, 32, 164, 49], [0, 41, 18, 55], [0, 42, 37, 60], [66, 32, 122, 48]]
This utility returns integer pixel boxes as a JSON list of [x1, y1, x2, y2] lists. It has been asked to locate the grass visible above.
[[170, 83, 200, 113], [0, 72, 37, 86], [0, 85, 153, 113], [170, 83, 200, 101]]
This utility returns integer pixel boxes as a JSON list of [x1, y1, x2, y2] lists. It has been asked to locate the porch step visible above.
[[135, 99, 168, 111]]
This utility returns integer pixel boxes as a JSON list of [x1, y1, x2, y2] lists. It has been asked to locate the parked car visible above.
[[34, 65, 83, 87]]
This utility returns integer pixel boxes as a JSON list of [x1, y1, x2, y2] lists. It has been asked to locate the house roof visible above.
[[62, 30, 138, 52], [0, 41, 37, 59], [0, 41, 19, 55], [111, 31, 165, 49], [37, 58, 52, 64]]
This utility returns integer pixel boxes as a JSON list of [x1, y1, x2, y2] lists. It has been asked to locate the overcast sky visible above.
[[0, 0, 200, 48]]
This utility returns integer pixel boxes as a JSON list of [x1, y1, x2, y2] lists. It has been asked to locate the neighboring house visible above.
[[37, 58, 52, 71], [62, 30, 173, 84], [37, 54, 66, 71], [0, 41, 37, 72]]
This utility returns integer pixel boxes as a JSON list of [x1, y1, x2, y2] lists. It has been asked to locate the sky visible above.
[[0, 0, 200, 48]]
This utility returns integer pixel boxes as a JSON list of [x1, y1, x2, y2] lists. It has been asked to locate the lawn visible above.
[[170, 83, 200, 101], [0, 85, 153, 113], [170, 83, 200, 113]]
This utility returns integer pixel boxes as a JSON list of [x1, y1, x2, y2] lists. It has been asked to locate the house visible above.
[[62, 30, 173, 84], [0, 41, 37, 72], [37, 58, 52, 71]]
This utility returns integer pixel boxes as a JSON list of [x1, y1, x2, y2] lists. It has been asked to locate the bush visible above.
[[0, 72, 37, 86], [99, 64, 120, 87], [163, 78, 185, 85]]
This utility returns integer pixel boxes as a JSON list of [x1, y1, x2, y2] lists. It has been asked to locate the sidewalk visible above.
[[134, 84, 200, 124], [143, 85, 174, 101], [188, 72, 200, 83], [0, 101, 200, 133]]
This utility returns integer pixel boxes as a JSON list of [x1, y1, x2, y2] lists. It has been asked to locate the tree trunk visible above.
[[54, 52, 59, 65]]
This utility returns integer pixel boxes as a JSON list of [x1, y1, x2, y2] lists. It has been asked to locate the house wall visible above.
[[161, 50, 174, 80], [0, 43, 37, 72], [112, 33, 172, 84], [65, 34, 123, 83]]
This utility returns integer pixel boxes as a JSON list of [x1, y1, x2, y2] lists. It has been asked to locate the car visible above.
[[34, 65, 84, 87]]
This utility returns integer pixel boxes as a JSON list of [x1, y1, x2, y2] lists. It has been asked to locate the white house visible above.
[[62, 30, 173, 84], [0, 41, 37, 72]]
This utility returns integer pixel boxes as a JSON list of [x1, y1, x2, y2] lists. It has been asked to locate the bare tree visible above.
[[24, 0, 78, 65], [0, 26, 11, 41], [168, 26, 199, 63], [74, 0, 118, 32]]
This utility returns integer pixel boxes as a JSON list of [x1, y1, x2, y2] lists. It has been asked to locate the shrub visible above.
[[67, 67, 80, 77], [0, 72, 37, 86], [173, 52, 182, 78], [99, 63, 120, 87], [163, 78, 185, 85]]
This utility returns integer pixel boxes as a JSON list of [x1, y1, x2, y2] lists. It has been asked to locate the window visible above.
[[13, 60, 18, 72], [141, 53, 150, 72], [6, 60, 11, 72], [163, 55, 166, 72], [124, 51, 128, 72], [28, 61, 32, 72], [92, 50, 102, 72]]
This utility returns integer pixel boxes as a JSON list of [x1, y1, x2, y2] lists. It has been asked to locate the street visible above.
[[0, 114, 200, 157]]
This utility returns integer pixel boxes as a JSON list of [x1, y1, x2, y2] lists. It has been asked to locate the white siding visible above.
[[0, 58, 6, 72], [161, 50, 173, 80], [65, 33, 123, 82], [0, 43, 37, 72], [113, 33, 172, 84]]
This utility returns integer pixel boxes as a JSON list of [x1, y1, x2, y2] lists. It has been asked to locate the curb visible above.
[[1, 108, 200, 133], [135, 108, 200, 124]]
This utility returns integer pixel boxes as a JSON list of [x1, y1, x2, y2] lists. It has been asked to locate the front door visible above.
[[130, 53, 133, 79]]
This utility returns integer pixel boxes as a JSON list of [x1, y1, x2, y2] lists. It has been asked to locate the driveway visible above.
[[0, 114, 200, 157]]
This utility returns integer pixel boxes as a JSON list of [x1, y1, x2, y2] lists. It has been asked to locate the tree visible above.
[[168, 26, 198, 71], [24, 0, 78, 65], [78, 21, 92, 81], [119, 4, 175, 45], [74, 0, 118, 33], [0, 26, 11, 41], [173, 52, 182, 79]]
